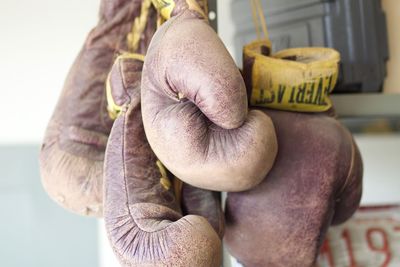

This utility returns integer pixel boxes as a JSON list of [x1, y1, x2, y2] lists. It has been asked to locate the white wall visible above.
[[0, 0, 99, 144], [355, 134, 400, 205], [0, 146, 99, 267], [99, 220, 121, 267], [0, 1, 103, 266]]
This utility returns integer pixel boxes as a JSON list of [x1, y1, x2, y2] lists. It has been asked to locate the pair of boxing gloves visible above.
[[40, 1, 225, 265], [39, 0, 362, 266]]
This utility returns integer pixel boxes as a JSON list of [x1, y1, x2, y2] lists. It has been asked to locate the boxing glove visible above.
[[141, 0, 278, 192], [39, 0, 157, 216], [225, 110, 363, 267], [181, 183, 224, 238], [105, 54, 222, 267]]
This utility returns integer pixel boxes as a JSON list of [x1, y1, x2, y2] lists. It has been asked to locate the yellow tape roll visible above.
[[244, 40, 340, 113]]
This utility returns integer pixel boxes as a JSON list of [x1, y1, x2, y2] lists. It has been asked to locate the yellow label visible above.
[[245, 40, 340, 112], [151, 0, 175, 20]]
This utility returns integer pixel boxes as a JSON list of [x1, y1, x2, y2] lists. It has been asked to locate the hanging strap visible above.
[[250, 0, 269, 41], [127, 0, 154, 52]]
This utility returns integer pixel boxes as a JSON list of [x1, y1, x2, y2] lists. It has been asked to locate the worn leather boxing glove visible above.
[[39, 0, 158, 216], [105, 54, 222, 267], [141, 0, 278, 192], [224, 43, 363, 267], [225, 110, 363, 267], [181, 183, 224, 238]]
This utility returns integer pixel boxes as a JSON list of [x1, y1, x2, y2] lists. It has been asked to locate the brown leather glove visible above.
[[39, 0, 158, 217], [104, 54, 222, 267], [141, 0, 278, 192], [224, 109, 363, 267], [181, 183, 224, 238]]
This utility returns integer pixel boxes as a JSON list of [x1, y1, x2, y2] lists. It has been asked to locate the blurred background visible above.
[[0, 0, 399, 266]]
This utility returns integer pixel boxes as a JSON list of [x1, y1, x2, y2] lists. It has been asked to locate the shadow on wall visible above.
[[0, 145, 98, 267]]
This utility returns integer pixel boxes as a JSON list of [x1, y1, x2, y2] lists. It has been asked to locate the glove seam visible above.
[[336, 127, 356, 198], [155, 11, 187, 101], [121, 110, 182, 235]]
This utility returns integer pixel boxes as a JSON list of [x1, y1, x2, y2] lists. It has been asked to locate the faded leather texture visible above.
[[141, 9, 278, 192], [224, 110, 363, 267], [104, 56, 222, 267], [39, 0, 158, 217], [181, 183, 225, 239], [169, 0, 208, 18]]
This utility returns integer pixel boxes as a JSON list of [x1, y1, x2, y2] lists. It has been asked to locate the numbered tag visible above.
[[317, 206, 400, 267]]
